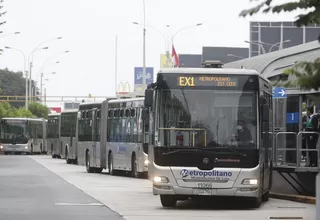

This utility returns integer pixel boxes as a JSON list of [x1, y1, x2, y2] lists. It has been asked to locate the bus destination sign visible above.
[[177, 76, 238, 87]]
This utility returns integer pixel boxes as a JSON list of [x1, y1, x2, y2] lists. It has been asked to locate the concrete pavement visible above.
[[0, 155, 124, 220], [31, 155, 316, 220]]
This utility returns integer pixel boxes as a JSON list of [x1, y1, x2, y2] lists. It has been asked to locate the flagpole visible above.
[[142, 0, 146, 89]]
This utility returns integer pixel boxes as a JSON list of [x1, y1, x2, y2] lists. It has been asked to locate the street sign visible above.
[[134, 67, 154, 85], [272, 87, 287, 99], [286, 112, 299, 124]]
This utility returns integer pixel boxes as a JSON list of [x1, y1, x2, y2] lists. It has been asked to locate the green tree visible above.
[[28, 103, 50, 119], [240, 0, 320, 28], [281, 57, 320, 90]]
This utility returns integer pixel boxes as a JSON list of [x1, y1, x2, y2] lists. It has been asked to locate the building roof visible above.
[[224, 40, 320, 78]]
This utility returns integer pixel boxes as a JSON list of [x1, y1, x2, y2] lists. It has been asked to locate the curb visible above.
[[270, 192, 316, 204]]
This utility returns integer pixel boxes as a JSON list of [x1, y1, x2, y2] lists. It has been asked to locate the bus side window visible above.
[[130, 108, 137, 142], [107, 110, 112, 142], [109, 109, 115, 142], [120, 109, 126, 142], [96, 110, 101, 142], [113, 109, 120, 142], [125, 109, 130, 142]]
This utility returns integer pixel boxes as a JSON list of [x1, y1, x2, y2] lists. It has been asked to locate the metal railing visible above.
[[274, 131, 320, 170]]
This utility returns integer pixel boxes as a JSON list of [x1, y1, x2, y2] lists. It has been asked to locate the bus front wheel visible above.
[[86, 152, 94, 173], [160, 195, 177, 208]]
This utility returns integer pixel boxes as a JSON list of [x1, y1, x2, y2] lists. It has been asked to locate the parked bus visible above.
[[60, 109, 78, 164], [144, 65, 273, 208], [0, 117, 46, 155], [47, 113, 61, 158], [78, 98, 149, 177]]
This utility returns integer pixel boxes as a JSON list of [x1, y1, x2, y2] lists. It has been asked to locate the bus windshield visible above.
[[0, 119, 28, 144], [156, 89, 257, 149]]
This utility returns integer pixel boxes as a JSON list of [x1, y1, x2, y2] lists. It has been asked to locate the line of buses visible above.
[[0, 63, 275, 208]]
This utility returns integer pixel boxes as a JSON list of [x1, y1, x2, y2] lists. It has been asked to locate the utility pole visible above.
[[142, 0, 146, 90]]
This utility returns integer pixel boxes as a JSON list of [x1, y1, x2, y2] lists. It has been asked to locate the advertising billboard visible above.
[[134, 67, 154, 92]]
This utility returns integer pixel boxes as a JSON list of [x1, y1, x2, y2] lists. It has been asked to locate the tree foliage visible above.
[[240, 0, 320, 28], [0, 68, 36, 108], [281, 57, 320, 90], [28, 103, 50, 119]]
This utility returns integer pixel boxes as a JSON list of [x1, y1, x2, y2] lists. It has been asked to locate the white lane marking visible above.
[[54, 203, 104, 206]]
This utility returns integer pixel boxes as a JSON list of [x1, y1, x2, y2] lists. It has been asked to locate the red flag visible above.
[[171, 44, 180, 67]]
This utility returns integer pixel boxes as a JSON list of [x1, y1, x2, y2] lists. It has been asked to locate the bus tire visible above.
[[108, 152, 115, 175], [66, 147, 72, 164], [95, 168, 103, 173], [262, 191, 269, 202], [160, 195, 177, 207], [85, 151, 94, 173], [131, 154, 139, 178]]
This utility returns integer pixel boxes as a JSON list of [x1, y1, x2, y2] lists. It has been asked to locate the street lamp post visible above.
[[40, 72, 56, 104], [227, 54, 246, 59], [28, 37, 62, 103], [245, 39, 291, 55], [133, 22, 202, 69], [142, 0, 146, 89]]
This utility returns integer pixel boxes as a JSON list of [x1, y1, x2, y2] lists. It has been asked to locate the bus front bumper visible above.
[[153, 184, 259, 198], [0, 144, 30, 153]]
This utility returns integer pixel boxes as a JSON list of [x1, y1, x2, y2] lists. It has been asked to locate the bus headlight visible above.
[[24, 146, 28, 150], [0, 145, 3, 150], [153, 176, 169, 184], [144, 159, 149, 166], [242, 178, 258, 185]]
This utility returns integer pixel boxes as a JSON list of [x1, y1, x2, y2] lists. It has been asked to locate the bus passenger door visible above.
[[261, 97, 271, 191], [91, 110, 97, 167], [95, 110, 101, 167]]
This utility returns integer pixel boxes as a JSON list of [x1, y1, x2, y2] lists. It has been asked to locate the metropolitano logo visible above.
[[179, 169, 233, 179], [180, 169, 189, 178]]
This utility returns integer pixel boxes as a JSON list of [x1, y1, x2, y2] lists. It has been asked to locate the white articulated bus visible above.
[[47, 113, 61, 158], [60, 109, 78, 164], [0, 117, 46, 155], [77, 98, 149, 177], [144, 65, 273, 208]]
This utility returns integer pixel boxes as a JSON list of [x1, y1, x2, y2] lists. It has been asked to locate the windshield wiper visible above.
[[162, 148, 201, 156], [205, 146, 247, 157]]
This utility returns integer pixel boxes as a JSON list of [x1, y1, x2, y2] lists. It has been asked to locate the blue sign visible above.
[[134, 67, 154, 85], [273, 87, 287, 99], [286, 112, 299, 124]]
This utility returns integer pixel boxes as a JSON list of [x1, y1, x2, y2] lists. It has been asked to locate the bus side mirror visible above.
[[144, 89, 153, 108], [262, 104, 269, 122]]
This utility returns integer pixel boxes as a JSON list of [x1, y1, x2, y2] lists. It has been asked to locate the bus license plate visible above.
[[196, 189, 212, 196]]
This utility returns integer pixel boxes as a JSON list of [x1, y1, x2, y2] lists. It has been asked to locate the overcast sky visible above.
[[0, 0, 309, 107]]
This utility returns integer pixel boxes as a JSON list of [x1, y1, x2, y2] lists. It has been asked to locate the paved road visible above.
[[30, 155, 316, 220], [0, 155, 124, 220]]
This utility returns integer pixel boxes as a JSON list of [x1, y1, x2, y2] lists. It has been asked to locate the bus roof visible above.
[[48, 113, 60, 117], [158, 68, 260, 76], [61, 109, 78, 114], [1, 117, 45, 122], [108, 97, 144, 104]]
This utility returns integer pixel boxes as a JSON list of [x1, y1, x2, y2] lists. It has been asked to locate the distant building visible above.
[[249, 21, 320, 57]]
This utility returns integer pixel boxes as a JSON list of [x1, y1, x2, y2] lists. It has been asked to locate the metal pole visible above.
[[29, 62, 32, 103], [280, 23, 284, 49], [23, 54, 28, 110], [142, 0, 146, 89], [115, 35, 118, 96], [40, 73, 43, 104], [44, 88, 46, 106], [258, 23, 261, 55], [317, 172, 320, 220]]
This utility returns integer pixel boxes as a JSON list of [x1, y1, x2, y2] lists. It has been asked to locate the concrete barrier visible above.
[[270, 192, 316, 204]]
